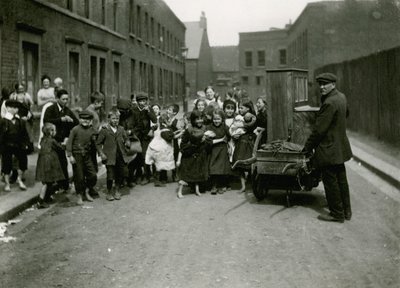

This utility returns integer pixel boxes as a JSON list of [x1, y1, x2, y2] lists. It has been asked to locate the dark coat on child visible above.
[[36, 136, 66, 183], [256, 107, 268, 145], [179, 126, 212, 183], [206, 123, 233, 176], [232, 115, 257, 171], [96, 125, 130, 165]]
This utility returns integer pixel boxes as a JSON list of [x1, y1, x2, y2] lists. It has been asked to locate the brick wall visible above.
[[0, 0, 186, 111]]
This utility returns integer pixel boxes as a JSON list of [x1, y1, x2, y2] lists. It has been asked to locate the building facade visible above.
[[287, 0, 400, 98], [0, 0, 186, 110], [184, 12, 213, 97], [211, 45, 239, 97], [238, 29, 288, 101]]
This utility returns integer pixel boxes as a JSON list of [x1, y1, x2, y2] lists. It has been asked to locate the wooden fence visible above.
[[315, 46, 400, 144]]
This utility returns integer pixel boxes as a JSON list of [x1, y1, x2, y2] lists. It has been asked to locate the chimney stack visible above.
[[199, 11, 207, 29]]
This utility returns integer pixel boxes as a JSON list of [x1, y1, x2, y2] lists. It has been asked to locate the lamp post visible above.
[[181, 47, 188, 112]]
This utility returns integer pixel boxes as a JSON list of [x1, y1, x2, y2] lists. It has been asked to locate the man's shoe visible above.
[[318, 214, 344, 223], [106, 194, 114, 201], [344, 212, 352, 221]]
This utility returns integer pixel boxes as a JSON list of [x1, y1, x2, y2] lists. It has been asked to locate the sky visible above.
[[163, 0, 338, 46]]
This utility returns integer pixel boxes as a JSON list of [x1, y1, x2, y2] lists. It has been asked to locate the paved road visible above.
[[0, 159, 399, 288]]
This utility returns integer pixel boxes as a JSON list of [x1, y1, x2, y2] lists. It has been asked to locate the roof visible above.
[[184, 21, 204, 59], [211, 46, 239, 72]]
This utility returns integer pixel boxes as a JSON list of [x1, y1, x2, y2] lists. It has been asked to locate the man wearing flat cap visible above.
[[130, 92, 157, 185], [303, 72, 353, 223], [66, 109, 98, 205]]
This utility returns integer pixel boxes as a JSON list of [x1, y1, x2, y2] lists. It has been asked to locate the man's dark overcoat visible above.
[[304, 89, 352, 167]]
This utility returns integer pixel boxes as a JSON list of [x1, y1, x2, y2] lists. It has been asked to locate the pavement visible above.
[[1, 124, 399, 222]]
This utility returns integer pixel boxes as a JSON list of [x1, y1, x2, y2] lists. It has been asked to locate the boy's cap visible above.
[[5, 99, 21, 108], [79, 110, 94, 120], [136, 92, 148, 101], [316, 72, 337, 84]]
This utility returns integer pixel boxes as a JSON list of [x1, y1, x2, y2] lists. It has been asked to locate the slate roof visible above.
[[184, 21, 204, 59]]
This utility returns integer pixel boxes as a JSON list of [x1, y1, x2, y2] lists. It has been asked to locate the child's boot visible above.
[[113, 187, 121, 200], [17, 170, 26, 190], [106, 190, 114, 201], [3, 174, 11, 192], [37, 198, 49, 209], [84, 189, 94, 202], [76, 194, 83, 205]]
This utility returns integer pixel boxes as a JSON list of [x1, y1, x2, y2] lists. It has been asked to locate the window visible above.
[[158, 68, 163, 100], [84, 0, 90, 18], [113, 61, 120, 104], [68, 51, 80, 106], [131, 59, 136, 93], [21, 41, 39, 103], [129, 0, 135, 34], [113, 0, 118, 31], [67, 0, 73, 11], [279, 49, 287, 65], [256, 76, 263, 86], [136, 5, 142, 38], [245, 51, 252, 67], [101, 0, 106, 25], [162, 26, 165, 51], [144, 12, 149, 42], [139, 61, 147, 92], [148, 65, 154, 99], [257, 50, 265, 66], [90, 55, 106, 96], [150, 17, 155, 44], [241, 76, 249, 85], [158, 23, 161, 49]]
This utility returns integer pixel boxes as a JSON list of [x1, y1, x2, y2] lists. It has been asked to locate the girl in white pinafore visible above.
[[145, 126, 175, 187]]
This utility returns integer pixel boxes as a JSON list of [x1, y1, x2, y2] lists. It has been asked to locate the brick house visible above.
[[184, 12, 213, 97], [211, 45, 239, 97], [0, 0, 186, 111], [286, 0, 400, 99], [238, 29, 288, 101]]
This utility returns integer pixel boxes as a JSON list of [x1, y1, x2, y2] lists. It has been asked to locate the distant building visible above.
[[0, 0, 185, 110], [184, 12, 213, 97], [211, 46, 239, 96], [287, 0, 400, 88], [238, 29, 288, 100]]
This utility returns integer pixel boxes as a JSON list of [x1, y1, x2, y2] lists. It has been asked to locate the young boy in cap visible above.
[[96, 108, 131, 201], [131, 92, 157, 185], [0, 100, 30, 192], [66, 110, 98, 205]]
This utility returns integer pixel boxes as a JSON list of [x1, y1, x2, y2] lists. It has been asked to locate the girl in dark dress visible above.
[[255, 96, 268, 146], [36, 123, 66, 208], [231, 100, 257, 192], [177, 110, 212, 199], [207, 109, 232, 194]]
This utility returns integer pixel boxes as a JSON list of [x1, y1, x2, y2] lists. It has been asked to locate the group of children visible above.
[[1, 85, 268, 206]]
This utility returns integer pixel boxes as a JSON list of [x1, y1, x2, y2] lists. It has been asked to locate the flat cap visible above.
[[316, 72, 337, 83], [136, 92, 148, 102], [79, 110, 94, 120]]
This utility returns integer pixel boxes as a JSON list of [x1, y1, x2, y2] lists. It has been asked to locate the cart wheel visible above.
[[252, 173, 268, 201]]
